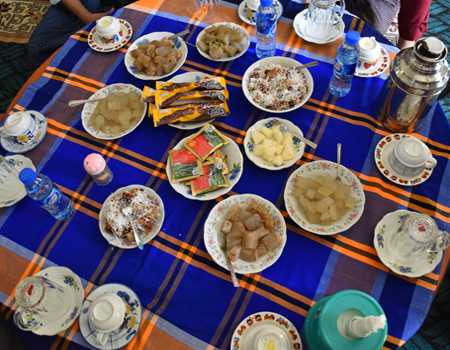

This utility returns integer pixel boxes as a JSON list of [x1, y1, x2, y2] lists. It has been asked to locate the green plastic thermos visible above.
[[303, 289, 388, 350]]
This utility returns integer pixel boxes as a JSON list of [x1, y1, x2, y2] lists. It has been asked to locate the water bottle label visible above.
[[334, 61, 357, 79]]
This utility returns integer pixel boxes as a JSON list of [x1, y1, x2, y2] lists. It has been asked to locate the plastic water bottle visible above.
[[256, 0, 277, 58], [19, 168, 74, 220], [329, 31, 360, 97]]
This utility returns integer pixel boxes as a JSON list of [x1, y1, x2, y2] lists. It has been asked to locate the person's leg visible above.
[[27, 0, 106, 68], [398, 0, 432, 49]]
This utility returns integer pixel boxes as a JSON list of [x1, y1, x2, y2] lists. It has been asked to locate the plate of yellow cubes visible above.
[[244, 118, 305, 170]]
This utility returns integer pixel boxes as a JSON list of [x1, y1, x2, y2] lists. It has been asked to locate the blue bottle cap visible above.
[[260, 0, 273, 7], [345, 31, 360, 46], [19, 168, 37, 187]]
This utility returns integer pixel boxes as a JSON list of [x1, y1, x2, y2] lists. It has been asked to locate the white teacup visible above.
[[88, 293, 126, 345], [389, 137, 437, 177], [0, 111, 38, 145], [96, 16, 121, 43], [358, 37, 381, 65]]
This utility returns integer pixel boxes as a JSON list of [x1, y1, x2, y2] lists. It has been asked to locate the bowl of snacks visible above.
[[143, 72, 230, 130], [284, 160, 365, 235], [196, 22, 250, 61], [166, 124, 243, 201], [99, 185, 165, 249], [82, 83, 147, 140], [244, 118, 305, 170], [242, 56, 314, 113], [204, 194, 287, 274], [125, 31, 187, 80]]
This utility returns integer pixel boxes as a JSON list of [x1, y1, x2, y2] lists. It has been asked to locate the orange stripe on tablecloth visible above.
[[158, 231, 316, 307], [387, 335, 406, 346], [46, 127, 167, 180], [47, 118, 167, 169], [413, 133, 450, 152], [42, 73, 98, 93], [46, 67, 105, 89]]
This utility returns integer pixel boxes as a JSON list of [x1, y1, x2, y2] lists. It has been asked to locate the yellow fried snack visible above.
[[155, 89, 229, 108], [155, 76, 226, 93]]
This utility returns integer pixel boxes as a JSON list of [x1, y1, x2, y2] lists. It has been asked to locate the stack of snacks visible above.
[[143, 76, 230, 127], [168, 124, 232, 196]]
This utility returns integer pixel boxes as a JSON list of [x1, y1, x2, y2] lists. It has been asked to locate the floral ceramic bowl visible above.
[[124, 31, 187, 80], [204, 194, 287, 274], [284, 160, 365, 235], [166, 134, 243, 201], [244, 118, 305, 171]]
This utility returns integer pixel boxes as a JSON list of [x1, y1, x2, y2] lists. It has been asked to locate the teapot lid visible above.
[[415, 37, 447, 62]]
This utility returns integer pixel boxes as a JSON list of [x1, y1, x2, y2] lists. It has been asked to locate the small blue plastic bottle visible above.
[[19, 168, 74, 221], [329, 31, 360, 97], [256, 0, 277, 58]]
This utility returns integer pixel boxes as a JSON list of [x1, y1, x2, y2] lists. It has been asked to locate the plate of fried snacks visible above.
[[125, 31, 187, 80], [204, 194, 286, 274], [243, 56, 313, 113], [196, 22, 250, 62], [143, 72, 230, 130], [99, 185, 165, 249], [244, 118, 305, 170], [284, 160, 365, 235], [166, 124, 243, 200], [82, 84, 147, 140]]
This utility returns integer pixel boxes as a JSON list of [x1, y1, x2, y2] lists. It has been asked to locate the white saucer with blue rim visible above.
[[80, 283, 142, 350], [1, 111, 47, 154]]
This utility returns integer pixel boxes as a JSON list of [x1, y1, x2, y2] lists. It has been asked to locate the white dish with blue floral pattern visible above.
[[79, 283, 142, 350], [124, 31, 187, 81], [20, 266, 84, 336], [244, 118, 305, 171], [1, 111, 47, 154], [374, 209, 442, 278], [0, 155, 35, 207]]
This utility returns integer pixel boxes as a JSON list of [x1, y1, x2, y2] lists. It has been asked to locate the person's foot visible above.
[[398, 37, 415, 50]]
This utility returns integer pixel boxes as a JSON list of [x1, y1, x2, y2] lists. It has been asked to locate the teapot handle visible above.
[[437, 231, 450, 251], [13, 309, 41, 331], [334, 0, 346, 21]]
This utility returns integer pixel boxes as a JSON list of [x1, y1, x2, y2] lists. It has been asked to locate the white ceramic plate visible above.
[[284, 160, 365, 235], [0, 155, 35, 207], [167, 71, 214, 130], [80, 283, 141, 350], [230, 311, 302, 350], [242, 56, 314, 114], [99, 185, 165, 249], [1, 111, 47, 154], [81, 83, 146, 140], [166, 134, 243, 201], [196, 22, 250, 62], [244, 118, 305, 171], [374, 210, 442, 278], [237, 0, 283, 26], [124, 31, 187, 80], [27, 267, 84, 336], [293, 9, 345, 44], [355, 46, 390, 78], [204, 194, 287, 274], [374, 133, 434, 186], [88, 19, 133, 53]]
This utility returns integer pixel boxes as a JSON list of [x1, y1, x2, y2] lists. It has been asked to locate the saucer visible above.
[[17, 266, 84, 336], [230, 311, 302, 350], [374, 133, 434, 186], [0, 111, 47, 154], [293, 9, 344, 44], [88, 19, 133, 53], [355, 46, 390, 78], [0, 155, 35, 207], [80, 283, 142, 350], [374, 210, 442, 278], [238, 0, 283, 26]]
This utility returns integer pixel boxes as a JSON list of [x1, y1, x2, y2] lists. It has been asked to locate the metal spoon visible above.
[[298, 135, 317, 149], [68, 97, 106, 108], [121, 206, 144, 250], [295, 61, 319, 70], [336, 143, 342, 180], [227, 253, 240, 288]]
